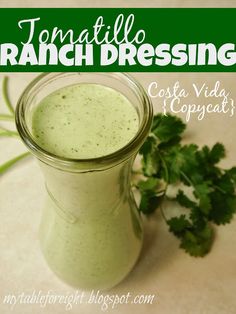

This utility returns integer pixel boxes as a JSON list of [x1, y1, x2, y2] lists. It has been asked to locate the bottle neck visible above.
[[39, 157, 134, 222]]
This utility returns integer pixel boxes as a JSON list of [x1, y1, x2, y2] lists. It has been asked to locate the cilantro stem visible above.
[[2, 76, 15, 114], [0, 114, 14, 121], [155, 152, 169, 222], [0, 152, 30, 175], [150, 132, 160, 143], [213, 185, 227, 194], [158, 152, 169, 184], [0, 130, 19, 138], [180, 170, 194, 187]]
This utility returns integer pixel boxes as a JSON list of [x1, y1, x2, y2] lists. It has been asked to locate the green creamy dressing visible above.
[[33, 83, 143, 290], [32, 83, 139, 158]]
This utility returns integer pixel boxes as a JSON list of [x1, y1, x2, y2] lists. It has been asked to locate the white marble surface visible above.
[[0, 72, 236, 314]]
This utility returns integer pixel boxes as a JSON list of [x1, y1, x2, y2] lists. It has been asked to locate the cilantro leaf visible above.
[[210, 143, 226, 164], [197, 143, 225, 165], [139, 137, 160, 177], [158, 135, 182, 150], [179, 224, 214, 257], [209, 190, 236, 225], [138, 177, 163, 215], [167, 215, 213, 257], [163, 144, 198, 183], [189, 207, 208, 230], [139, 194, 163, 215], [214, 173, 235, 195], [176, 190, 197, 209], [151, 113, 186, 143], [167, 215, 191, 235], [226, 167, 236, 184], [137, 177, 160, 192], [193, 182, 212, 215]]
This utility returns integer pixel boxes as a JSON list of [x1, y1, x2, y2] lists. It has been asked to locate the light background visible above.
[[0, 1, 236, 314]]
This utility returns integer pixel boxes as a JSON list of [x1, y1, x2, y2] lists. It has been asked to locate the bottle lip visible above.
[[15, 72, 153, 171]]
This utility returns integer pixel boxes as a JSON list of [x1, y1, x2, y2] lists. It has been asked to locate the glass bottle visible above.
[[15, 73, 153, 290]]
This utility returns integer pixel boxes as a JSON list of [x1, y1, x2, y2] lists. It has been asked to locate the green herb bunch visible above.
[[135, 114, 236, 257]]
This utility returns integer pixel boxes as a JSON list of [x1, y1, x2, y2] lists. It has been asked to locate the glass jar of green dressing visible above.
[[15, 73, 153, 290]]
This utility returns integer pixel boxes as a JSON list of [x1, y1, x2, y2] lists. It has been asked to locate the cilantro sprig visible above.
[[135, 114, 236, 257]]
